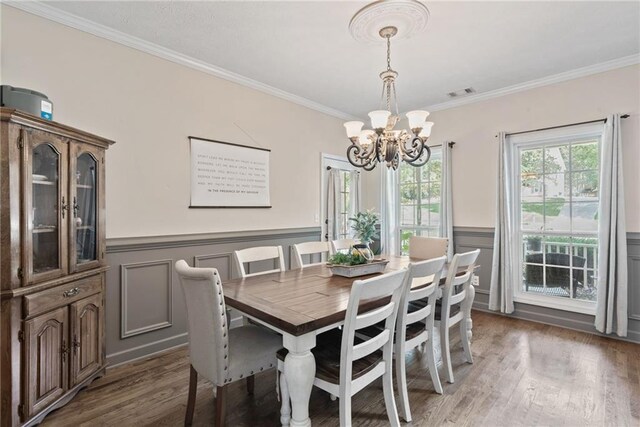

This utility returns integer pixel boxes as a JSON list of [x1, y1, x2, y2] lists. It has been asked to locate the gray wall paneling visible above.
[[105, 227, 321, 366]]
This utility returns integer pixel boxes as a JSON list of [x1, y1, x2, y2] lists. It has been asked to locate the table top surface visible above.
[[222, 256, 428, 337]]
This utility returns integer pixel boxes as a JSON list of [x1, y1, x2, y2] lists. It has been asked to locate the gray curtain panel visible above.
[[380, 167, 399, 256], [595, 114, 628, 336], [440, 142, 454, 261], [349, 170, 361, 219], [489, 132, 516, 314]]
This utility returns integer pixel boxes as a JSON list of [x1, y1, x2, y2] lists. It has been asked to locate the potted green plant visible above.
[[350, 209, 380, 245], [349, 209, 380, 260]]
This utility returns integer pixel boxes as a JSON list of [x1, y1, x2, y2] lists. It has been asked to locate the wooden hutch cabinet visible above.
[[1, 108, 114, 426]]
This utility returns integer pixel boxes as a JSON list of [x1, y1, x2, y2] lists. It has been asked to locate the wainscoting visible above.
[[105, 227, 322, 366], [454, 227, 640, 343], [105, 226, 639, 367]]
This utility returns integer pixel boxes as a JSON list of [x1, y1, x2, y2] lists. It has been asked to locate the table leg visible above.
[[283, 333, 316, 427]]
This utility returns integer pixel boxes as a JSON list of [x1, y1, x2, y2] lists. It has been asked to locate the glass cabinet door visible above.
[[74, 153, 97, 265], [25, 131, 68, 283], [70, 144, 103, 272]]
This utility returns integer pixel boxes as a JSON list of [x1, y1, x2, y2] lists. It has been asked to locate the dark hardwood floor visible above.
[[41, 311, 640, 426]]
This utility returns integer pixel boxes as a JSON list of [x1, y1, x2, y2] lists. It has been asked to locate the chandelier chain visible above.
[[386, 35, 391, 71]]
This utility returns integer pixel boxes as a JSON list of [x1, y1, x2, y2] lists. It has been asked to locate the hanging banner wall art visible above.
[[189, 136, 271, 208]]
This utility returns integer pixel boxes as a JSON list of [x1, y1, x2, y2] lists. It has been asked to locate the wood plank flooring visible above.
[[41, 311, 640, 426]]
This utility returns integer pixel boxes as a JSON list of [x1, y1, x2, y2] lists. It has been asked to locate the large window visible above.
[[398, 148, 442, 254], [511, 124, 602, 313]]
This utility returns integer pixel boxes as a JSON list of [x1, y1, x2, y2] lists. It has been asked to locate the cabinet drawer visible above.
[[24, 275, 102, 318]]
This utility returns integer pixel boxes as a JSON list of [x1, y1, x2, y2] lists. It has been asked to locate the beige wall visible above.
[[363, 64, 640, 231], [1, 6, 347, 238]]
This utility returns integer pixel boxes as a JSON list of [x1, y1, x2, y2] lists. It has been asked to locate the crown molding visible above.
[[425, 53, 640, 112], [6, 1, 358, 121]]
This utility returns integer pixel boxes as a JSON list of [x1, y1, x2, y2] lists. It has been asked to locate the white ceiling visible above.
[[38, 1, 640, 119]]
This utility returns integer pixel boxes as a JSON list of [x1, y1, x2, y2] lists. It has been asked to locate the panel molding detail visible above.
[[628, 256, 640, 320], [120, 259, 173, 338]]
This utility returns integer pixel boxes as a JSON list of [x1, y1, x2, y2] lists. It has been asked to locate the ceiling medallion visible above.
[[343, 1, 433, 171], [348, 0, 430, 44]]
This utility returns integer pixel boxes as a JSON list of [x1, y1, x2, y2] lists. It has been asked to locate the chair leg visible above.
[[441, 325, 454, 384], [185, 365, 197, 426], [246, 375, 255, 395], [215, 385, 226, 427], [382, 362, 400, 427], [395, 344, 411, 422], [279, 372, 291, 427], [425, 338, 443, 394], [460, 319, 474, 364], [338, 393, 352, 427]]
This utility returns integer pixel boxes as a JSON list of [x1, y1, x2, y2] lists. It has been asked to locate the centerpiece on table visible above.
[[327, 209, 389, 277]]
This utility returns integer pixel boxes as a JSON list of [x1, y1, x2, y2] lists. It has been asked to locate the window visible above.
[[511, 123, 602, 313], [337, 170, 352, 239], [398, 147, 443, 254]]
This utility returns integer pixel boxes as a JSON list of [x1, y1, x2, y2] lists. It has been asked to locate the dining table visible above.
[[221, 255, 478, 427]]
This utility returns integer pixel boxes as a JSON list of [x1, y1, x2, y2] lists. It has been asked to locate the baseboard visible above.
[[106, 332, 189, 368], [472, 302, 640, 344]]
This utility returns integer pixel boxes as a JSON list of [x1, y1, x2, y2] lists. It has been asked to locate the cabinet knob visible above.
[[63, 287, 80, 298]]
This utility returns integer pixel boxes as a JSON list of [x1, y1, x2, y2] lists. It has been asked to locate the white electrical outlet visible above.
[[314, 213, 319, 223]]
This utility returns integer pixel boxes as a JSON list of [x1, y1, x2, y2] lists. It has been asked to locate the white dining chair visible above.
[[277, 269, 409, 427], [233, 246, 286, 278], [358, 256, 447, 422], [175, 260, 281, 426], [409, 236, 449, 260], [436, 249, 480, 384], [291, 241, 330, 269], [330, 238, 359, 255]]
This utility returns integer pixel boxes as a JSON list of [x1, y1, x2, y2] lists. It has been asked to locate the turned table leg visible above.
[[282, 333, 316, 427]]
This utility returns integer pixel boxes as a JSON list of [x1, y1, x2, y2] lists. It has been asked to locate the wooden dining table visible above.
[[221, 256, 477, 427]]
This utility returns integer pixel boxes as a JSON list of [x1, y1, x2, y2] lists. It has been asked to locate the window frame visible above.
[[509, 123, 603, 315], [396, 146, 443, 254]]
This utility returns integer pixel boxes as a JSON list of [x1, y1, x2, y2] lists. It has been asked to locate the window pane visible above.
[[400, 166, 415, 184], [521, 203, 544, 231], [543, 196, 570, 232], [523, 234, 543, 258], [401, 184, 417, 204], [521, 148, 544, 174], [400, 229, 417, 255], [521, 173, 543, 201], [571, 171, 599, 198], [571, 141, 599, 171], [544, 146, 568, 174], [401, 205, 416, 226], [429, 158, 442, 182], [571, 202, 598, 232], [429, 209, 441, 232]]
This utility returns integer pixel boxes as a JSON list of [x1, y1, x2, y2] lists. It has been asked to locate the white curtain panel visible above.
[[595, 114, 628, 337], [440, 142, 454, 261], [349, 170, 361, 219], [489, 132, 516, 314], [326, 168, 341, 242], [380, 167, 399, 256]]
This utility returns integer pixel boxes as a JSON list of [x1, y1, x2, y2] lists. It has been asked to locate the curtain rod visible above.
[[430, 141, 456, 148], [505, 114, 630, 137], [326, 166, 360, 173]]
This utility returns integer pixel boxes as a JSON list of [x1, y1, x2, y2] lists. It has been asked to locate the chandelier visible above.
[[343, 25, 433, 171]]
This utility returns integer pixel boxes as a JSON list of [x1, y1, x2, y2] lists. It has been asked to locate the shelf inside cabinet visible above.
[[76, 225, 95, 230], [33, 180, 56, 186], [33, 227, 57, 234], [76, 184, 94, 189]]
